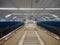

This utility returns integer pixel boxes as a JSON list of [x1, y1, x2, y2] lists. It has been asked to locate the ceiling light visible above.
[[0, 8, 60, 10], [52, 15, 60, 20], [45, 17, 49, 18], [5, 14, 11, 18], [13, 16, 17, 19], [52, 15, 58, 17], [42, 18, 46, 21]]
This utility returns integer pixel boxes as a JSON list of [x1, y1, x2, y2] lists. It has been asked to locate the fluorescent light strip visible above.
[[12, 13, 23, 15], [42, 18, 46, 21], [52, 15, 58, 17], [0, 8, 18, 10], [5, 14, 11, 18], [12, 13, 53, 15], [52, 15, 60, 19], [45, 17, 51, 20], [0, 8, 60, 10], [13, 16, 17, 19], [45, 16, 50, 19], [12, 13, 38, 15]]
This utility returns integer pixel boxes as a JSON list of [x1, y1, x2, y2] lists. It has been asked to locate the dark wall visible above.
[[0, 21, 24, 38], [37, 21, 60, 36]]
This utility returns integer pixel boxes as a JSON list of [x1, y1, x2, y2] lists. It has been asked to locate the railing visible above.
[[0, 25, 24, 45]]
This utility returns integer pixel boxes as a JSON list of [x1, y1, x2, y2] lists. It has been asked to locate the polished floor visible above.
[[2, 23, 60, 45]]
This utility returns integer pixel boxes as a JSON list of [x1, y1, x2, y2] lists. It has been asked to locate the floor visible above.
[[3, 23, 60, 45]]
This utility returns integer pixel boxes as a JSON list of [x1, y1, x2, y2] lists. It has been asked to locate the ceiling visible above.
[[0, 0, 60, 20], [0, 0, 60, 8]]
